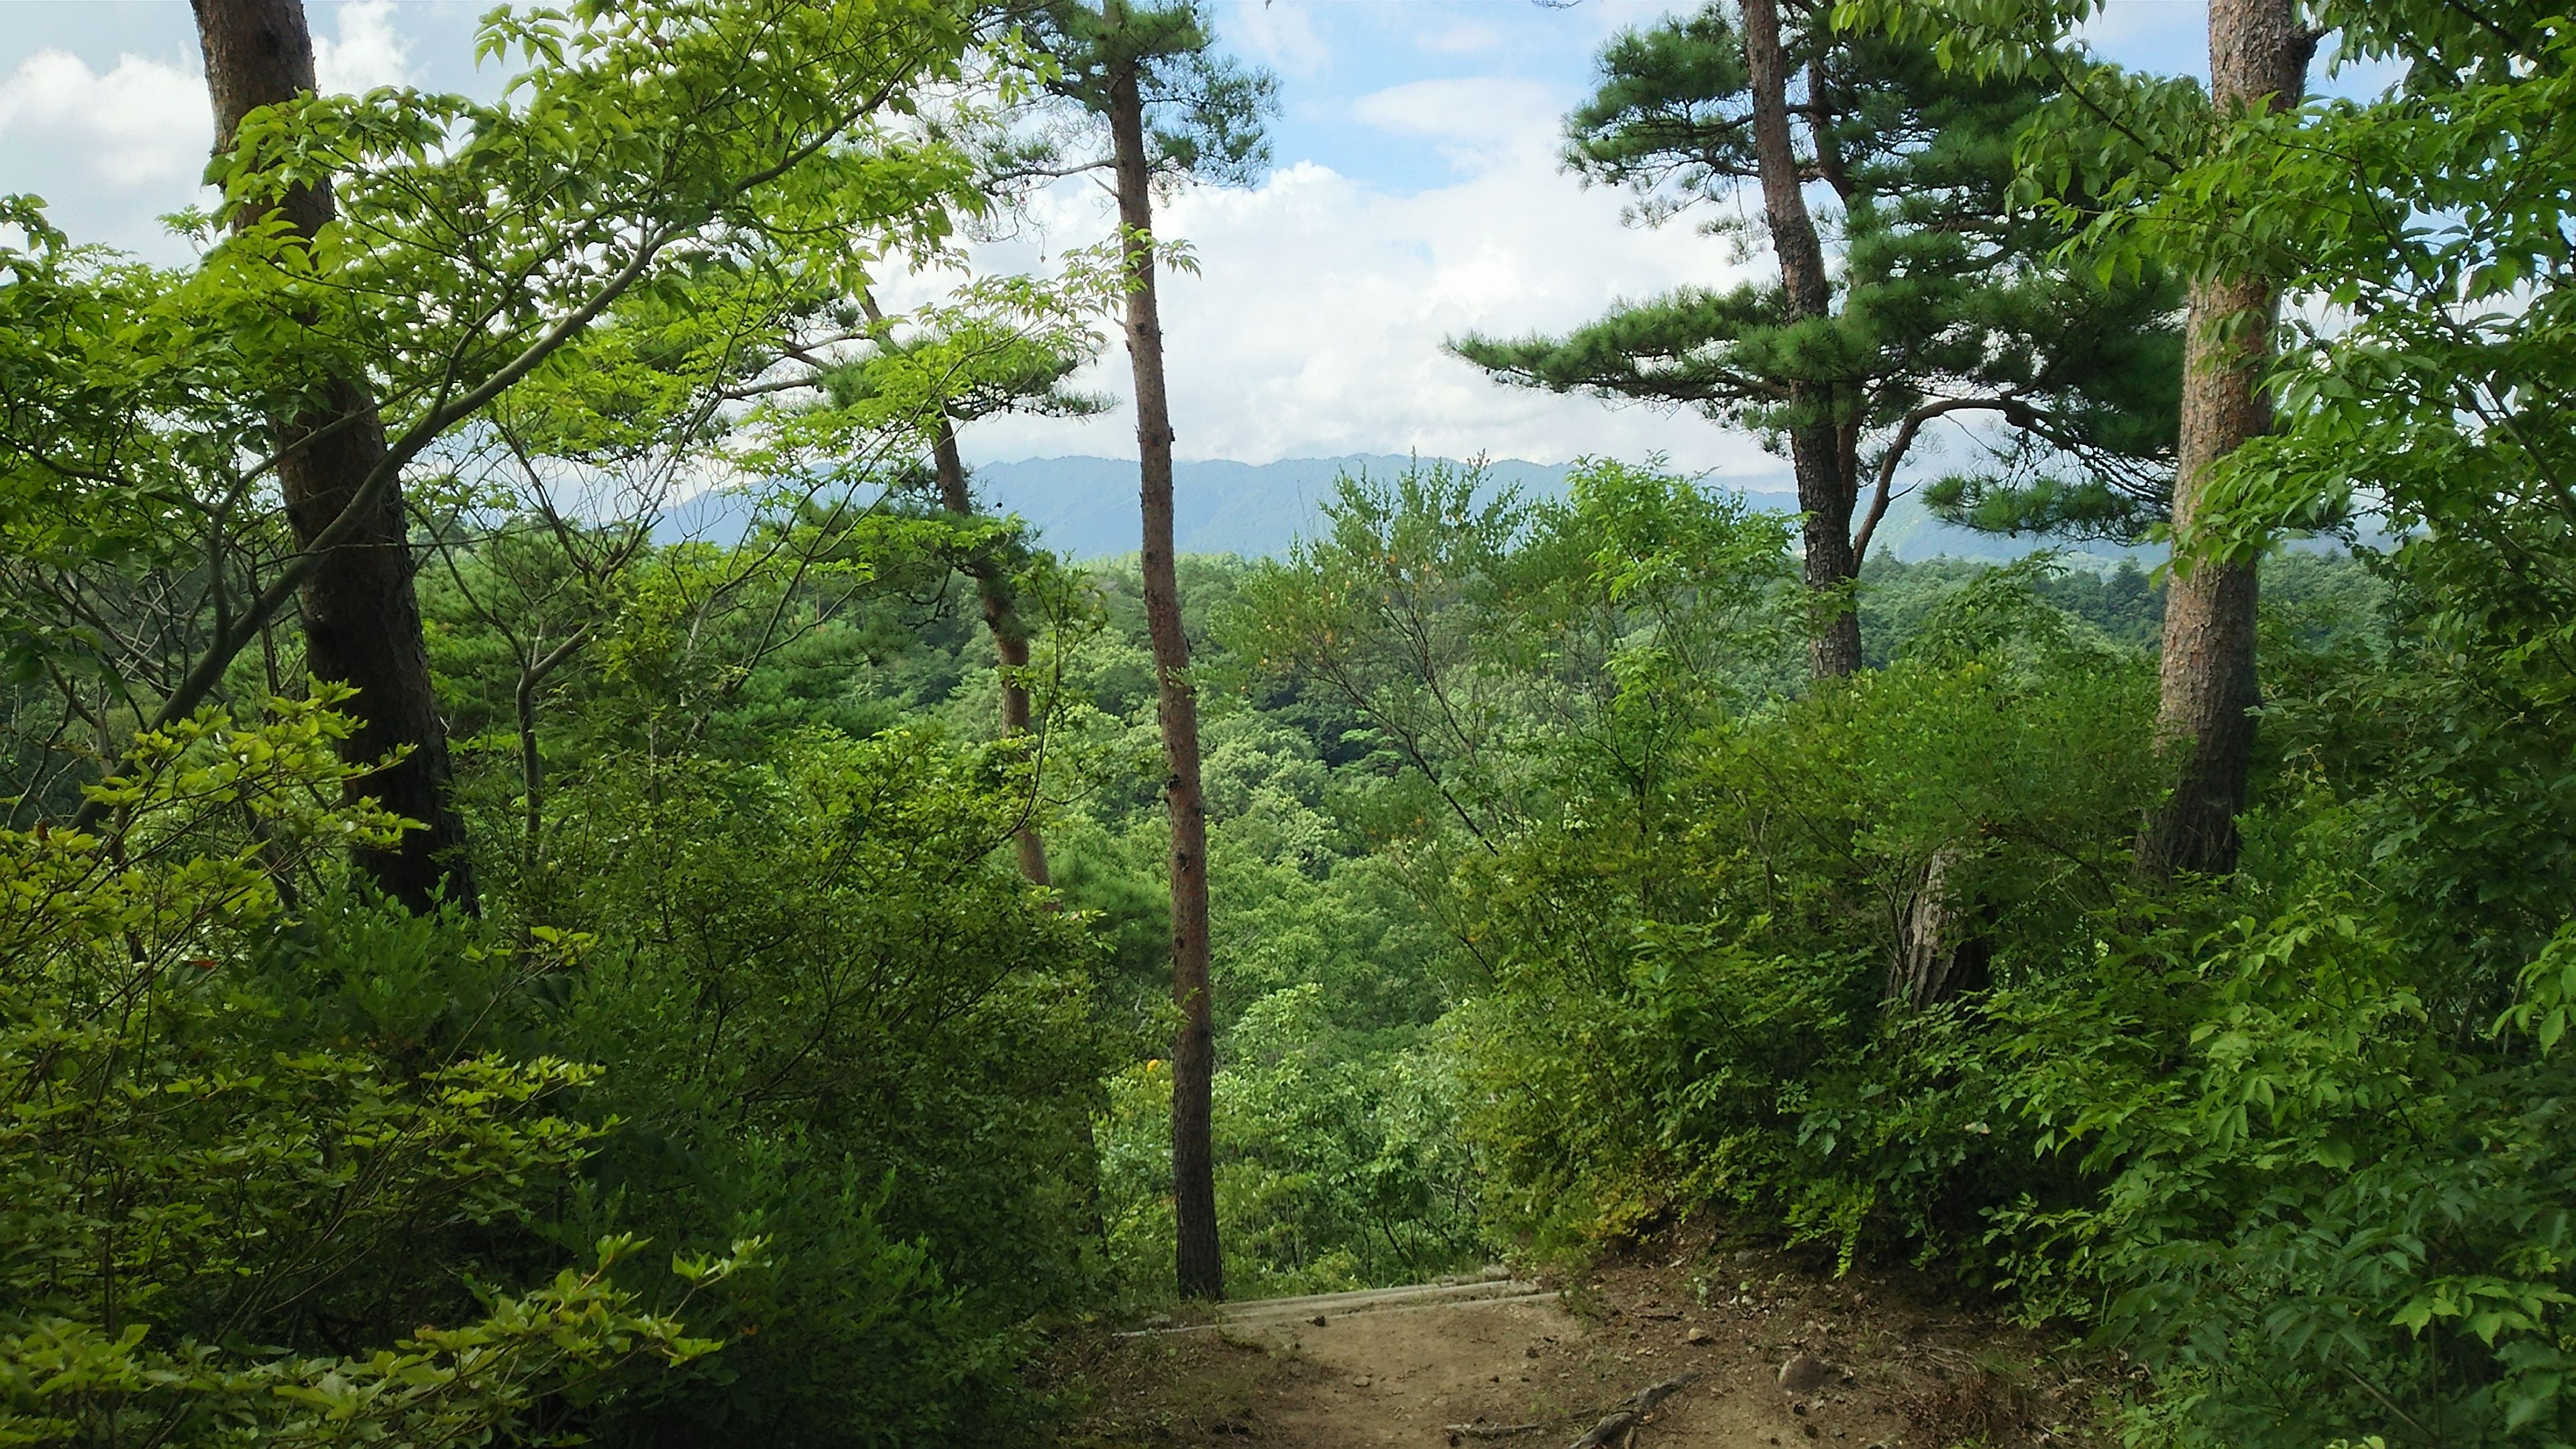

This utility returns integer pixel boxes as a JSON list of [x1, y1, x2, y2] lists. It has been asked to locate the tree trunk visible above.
[[1741, 0, 1860, 678], [193, 0, 473, 914], [2136, 0, 2310, 881], [1109, 60, 1223, 1301], [517, 665, 543, 875], [1888, 846, 1992, 1010], [932, 418, 1054, 886], [934, 431, 1100, 1248]]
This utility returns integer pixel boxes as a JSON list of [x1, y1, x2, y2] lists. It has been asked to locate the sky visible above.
[[0, 0, 2235, 478]]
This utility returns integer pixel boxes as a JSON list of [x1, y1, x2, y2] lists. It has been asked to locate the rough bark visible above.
[[2137, 0, 2310, 881], [1740, 0, 1860, 678], [1109, 61, 1223, 1301], [193, 0, 472, 913], [932, 419, 1054, 886], [1888, 846, 1993, 1010]]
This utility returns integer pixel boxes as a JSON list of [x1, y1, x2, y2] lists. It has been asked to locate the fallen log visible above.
[[1444, 1424, 1546, 1441]]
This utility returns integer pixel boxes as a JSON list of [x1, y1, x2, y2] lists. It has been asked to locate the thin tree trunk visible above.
[[193, 0, 473, 913], [853, 286, 1056, 887], [2137, 0, 2310, 881], [1741, 0, 1860, 678], [517, 667, 543, 873], [509, 626, 586, 880], [1109, 59, 1222, 1301], [932, 418, 1054, 886], [241, 613, 301, 906]]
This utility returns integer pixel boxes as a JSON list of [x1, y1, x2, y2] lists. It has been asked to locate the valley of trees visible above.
[[2, 0, 2571, 1444]]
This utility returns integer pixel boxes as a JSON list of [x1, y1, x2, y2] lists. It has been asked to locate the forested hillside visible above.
[[659, 453, 2153, 563], [5, 1, 2573, 1446]]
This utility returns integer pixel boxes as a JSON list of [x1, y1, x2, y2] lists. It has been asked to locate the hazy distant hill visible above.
[[657, 453, 2150, 565], [968, 455, 2157, 564], [970, 455, 1594, 558]]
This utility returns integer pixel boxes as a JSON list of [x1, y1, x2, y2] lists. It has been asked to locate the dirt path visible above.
[[1203, 1269, 1904, 1449], [1063, 1233, 2103, 1448]]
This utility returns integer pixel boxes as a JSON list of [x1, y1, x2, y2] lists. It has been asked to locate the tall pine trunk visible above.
[[2137, 0, 2310, 881], [1741, 0, 1860, 678], [1108, 61, 1222, 1301], [931, 418, 1054, 885], [193, 0, 473, 913]]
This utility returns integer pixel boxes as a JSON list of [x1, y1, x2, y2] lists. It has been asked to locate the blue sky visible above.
[[1242, 1, 2213, 192], [0, 1, 2249, 474]]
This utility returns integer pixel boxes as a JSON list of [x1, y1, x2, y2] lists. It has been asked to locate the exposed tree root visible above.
[[1567, 1374, 1696, 1448]]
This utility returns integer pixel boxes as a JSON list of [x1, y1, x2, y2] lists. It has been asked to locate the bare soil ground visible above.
[[1046, 1226, 2114, 1449]]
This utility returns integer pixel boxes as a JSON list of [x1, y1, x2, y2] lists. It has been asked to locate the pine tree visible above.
[[2129, 0, 2311, 881], [1001, 0, 1275, 1300], [853, 291, 1107, 885], [1452, 1, 2179, 676], [191, 0, 473, 910]]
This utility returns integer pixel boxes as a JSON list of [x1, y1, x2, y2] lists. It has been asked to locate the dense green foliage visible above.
[[0, 696, 745, 1446], [1232, 449, 2575, 1446]]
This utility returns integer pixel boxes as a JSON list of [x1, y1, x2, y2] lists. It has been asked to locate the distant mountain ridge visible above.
[[971, 454, 1597, 559], [968, 454, 2151, 565], [658, 453, 2150, 565]]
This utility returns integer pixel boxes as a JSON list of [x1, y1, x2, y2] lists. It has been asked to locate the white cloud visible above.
[[1349, 76, 1555, 144], [0, 0, 407, 201], [0, 3, 412, 258], [315, 1, 410, 94], [1226, 0, 1329, 80], [1416, 19, 1504, 56], [0, 50, 208, 189], [1347, 77, 1564, 172], [949, 87, 1778, 480]]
